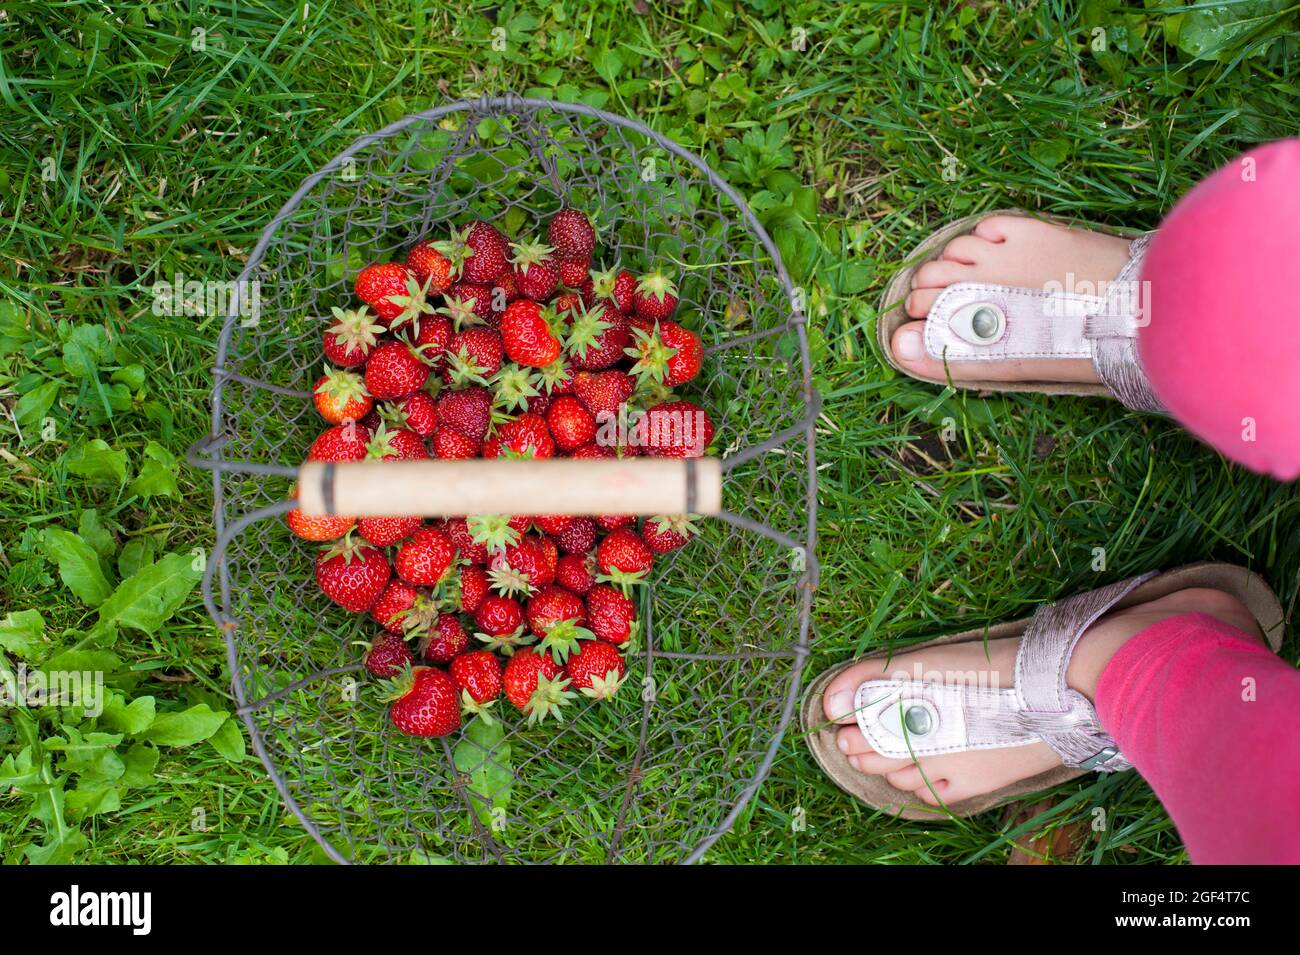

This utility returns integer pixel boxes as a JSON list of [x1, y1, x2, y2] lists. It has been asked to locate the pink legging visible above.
[[1095, 612, 1300, 863], [1139, 138, 1300, 480]]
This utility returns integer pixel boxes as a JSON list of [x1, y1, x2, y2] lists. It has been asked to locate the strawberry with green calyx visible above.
[[642, 514, 700, 554], [565, 640, 627, 700], [595, 527, 654, 591], [466, 513, 523, 555], [483, 412, 555, 460], [364, 422, 428, 461], [503, 647, 575, 725], [383, 664, 461, 738], [547, 208, 597, 261], [448, 650, 503, 722], [526, 585, 594, 664], [394, 526, 457, 587], [405, 240, 455, 294], [625, 320, 702, 387], [369, 579, 418, 634], [535, 356, 575, 397], [362, 632, 415, 678], [586, 583, 638, 645], [381, 391, 439, 438], [438, 287, 489, 332], [631, 270, 679, 322], [323, 305, 385, 367], [315, 533, 392, 612], [567, 303, 631, 371], [552, 291, 584, 318], [441, 328, 503, 387], [590, 265, 636, 314], [472, 594, 532, 656], [508, 237, 560, 301], [355, 262, 417, 323], [421, 612, 470, 663], [488, 535, 554, 597], [491, 362, 542, 414], [411, 314, 453, 371]]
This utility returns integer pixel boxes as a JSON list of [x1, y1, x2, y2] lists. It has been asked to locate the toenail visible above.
[[837, 734, 850, 753], [826, 689, 854, 720], [895, 328, 923, 361], [848, 755, 861, 770]]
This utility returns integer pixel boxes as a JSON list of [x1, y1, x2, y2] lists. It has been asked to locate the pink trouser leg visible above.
[[1138, 139, 1300, 481], [1094, 611, 1300, 864]]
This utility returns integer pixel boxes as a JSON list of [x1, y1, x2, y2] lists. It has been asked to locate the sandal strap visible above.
[[921, 231, 1164, 412], [853, 571, 1159, 774]]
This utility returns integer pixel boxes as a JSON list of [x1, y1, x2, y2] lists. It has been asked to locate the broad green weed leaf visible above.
[[0, 609, 46, 660], [92, 551, 202, 638], [41, 528, 113, 606], [145, 703, 229, 746], [127, 440, 179, 499], [64, 438, 127, 484]]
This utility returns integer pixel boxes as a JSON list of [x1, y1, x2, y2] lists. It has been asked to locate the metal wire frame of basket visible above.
[[187, 94, 820, 864]]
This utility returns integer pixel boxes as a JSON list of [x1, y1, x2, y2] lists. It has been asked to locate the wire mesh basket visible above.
[[188, 94, 819, 863]]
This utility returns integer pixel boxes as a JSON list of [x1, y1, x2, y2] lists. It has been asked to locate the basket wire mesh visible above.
[[188, 95, 819, 863]]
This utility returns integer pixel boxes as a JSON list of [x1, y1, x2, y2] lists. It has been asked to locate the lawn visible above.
[[1, 0, 1297, 864]]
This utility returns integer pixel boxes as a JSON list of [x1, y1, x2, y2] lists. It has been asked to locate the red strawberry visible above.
[[533, 514, 573, 536], [631, 271, 679, 322], [383, 391, 438, 438], [405, 240, 455, 294], [357, 515, 423, 548], [558, 256, 590, 287], [439, 282, 494, 330], [472, 594, 532, 655], [626, 320, 702, 387], [436, 386, 493, 442], [365, 424, 428, 461], [596, 514, 636, 532], [554, 516, 597, 555], [525, 585, 593, 662], [545, 395, 595, 451], [508, 237, 560, 301], [555, 552, 597, 595], [596, 527, 654, 588], [586, 584, 637, 645], [369, 580, 419, 634], [315, 536, 391, 612], [488, 534, 555, 596], [500, 300, 563, 368], [502, 647, 574, 724], [492, 270, 519, 309], [484, 412, 555, 459], [642, 514, 699, 553], [456, 564, 490, 613], [308, 422, 371, 462], [448, 650, 503, 716], [394, 526, 456, 586], [413, 314, 453, 371], [422, 613, 470, 663], [443, 221, 509, 284], [446, 517, 493, 564], [355, 262, 432, 328], [572, 370, 633, 419], [571, 442, 614, 459], [591, 266, 636, 314], [547, 208, 596, 260], [553, 290, 584, 318], [364, 632, 414, 677], [323, 306, 385, 367], [567, 304, 630, 371], [385, 666, 461, 737], [286, 507, 355, 542], [442, 328, 503, 386], [640, 400, 714, 457], [365, 341, 430, 400], [564, 640, 627, 700], [431, 426, 481, 459]]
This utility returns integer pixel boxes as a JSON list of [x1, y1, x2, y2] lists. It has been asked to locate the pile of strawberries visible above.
[[286, 208, 714, 738]]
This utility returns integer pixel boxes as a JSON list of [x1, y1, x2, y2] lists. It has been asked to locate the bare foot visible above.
[[821, 588, 1262, 807], [893, 215, 1134, 384]]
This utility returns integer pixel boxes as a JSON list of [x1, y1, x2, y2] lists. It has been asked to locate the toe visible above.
[[972, 215, 1020, 242], [914, 781, 950, 806], [836, 725, 874, 756], [885, 765, 925, 791], [904, 288, 941, 318], [850, 751, 914, 775], [821, 659, 888, 724], [911, 259, 970, 289], [940, 234, 993, 265]]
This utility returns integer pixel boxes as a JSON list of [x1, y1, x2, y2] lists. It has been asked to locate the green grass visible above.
[[2, 0, 1298, 864]]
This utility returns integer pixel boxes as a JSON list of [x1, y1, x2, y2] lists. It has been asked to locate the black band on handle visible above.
[[322, 462, 336, 515], [685, 458, 696, 514]]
